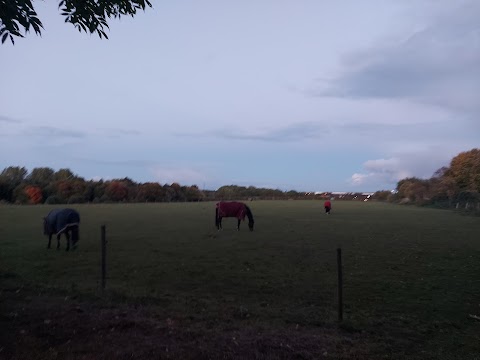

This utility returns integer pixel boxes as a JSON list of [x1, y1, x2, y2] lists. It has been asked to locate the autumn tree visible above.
[[0, 166, 27, 202], [116, 177, 138, 201], [54, 168, 76, 181], [372, 190, 391, 201], [24, 185, 43, 204], [136, 182, 165, 202], [53, 179, 86, 203], [12, 184, 29, 204], [184, 185, 204, 202], [432, 166, 449, 179], [445, 149, 480, 192], [285, 190, 298, 199], [105, 181, 129, 202], [216, 185, 237, 200], [392, 149, 480, 213], [27, 167, 55, 187], [0, 0, 152, 44], [396, 177, 430, 204], [170, 183, 186, 202], [162, 185, 176, 202], [0, 166, 27, 185], [82, 181, 97, 203], [427, 175, 457, 206]]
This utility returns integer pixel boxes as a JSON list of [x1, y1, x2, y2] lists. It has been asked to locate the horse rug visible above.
[[216, 202, 247, 220], [45, 208, 80, 235]]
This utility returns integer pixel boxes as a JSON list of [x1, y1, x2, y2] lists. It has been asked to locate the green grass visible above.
[[1, 201, 479, 358]]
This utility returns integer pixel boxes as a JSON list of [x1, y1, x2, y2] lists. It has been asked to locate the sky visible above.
[[1, 0, 478, 192]]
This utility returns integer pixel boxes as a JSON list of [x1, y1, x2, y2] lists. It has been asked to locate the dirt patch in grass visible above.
[[1, 280, 425, 360]]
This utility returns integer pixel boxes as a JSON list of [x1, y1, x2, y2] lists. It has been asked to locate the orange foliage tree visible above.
[[446, 149, 480, 192], [105, 181, 129, 201], [24, 185, 43, 204]]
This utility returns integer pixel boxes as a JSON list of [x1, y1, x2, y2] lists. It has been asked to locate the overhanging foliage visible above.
[[0, 0, 152, 44]]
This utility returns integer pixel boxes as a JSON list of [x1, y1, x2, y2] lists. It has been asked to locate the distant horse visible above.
[[43, 208, 80, 251], [215, 201, 254, 231]]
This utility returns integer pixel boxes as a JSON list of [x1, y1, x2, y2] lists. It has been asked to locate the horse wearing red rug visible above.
[[215, 201, 255, 231]]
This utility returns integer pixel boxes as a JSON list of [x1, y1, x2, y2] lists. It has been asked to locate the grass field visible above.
[[1, 201, 479, 359]]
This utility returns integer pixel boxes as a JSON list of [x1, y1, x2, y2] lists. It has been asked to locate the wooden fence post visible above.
[[101, 225, 106, 291], [337, 248, 343, 321]]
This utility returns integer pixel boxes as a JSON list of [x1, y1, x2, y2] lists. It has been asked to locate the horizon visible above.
[[1, 163, 390, 193], [2, 165, 395, 195]]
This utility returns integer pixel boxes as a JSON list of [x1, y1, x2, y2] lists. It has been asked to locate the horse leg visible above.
[[237, 219, 241, 231], [56, 234, 61, 250], [218, 217, 223, 230], [48, 234, 52, 249]]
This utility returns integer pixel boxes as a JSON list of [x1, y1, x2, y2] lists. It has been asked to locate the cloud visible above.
[[218, 122, 328, 142], [99, 128, 142, 138], [176, 122, 328, 142], [351, 173, 373, 186], [24, 126, 87, 138], [76, 158, 152, 167], [0, 115, 22, 123], [150, 166, 208, 186], [349, 149, 458, 189], [312, 1, 480, 115]]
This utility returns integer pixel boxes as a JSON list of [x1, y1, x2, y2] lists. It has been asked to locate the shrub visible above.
[[44, 195, 61, 204]]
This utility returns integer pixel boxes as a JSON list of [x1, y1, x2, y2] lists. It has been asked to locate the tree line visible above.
[[373, 148, 480, 214], [0, 167, 319, 204], [2, 148, 478, 207]]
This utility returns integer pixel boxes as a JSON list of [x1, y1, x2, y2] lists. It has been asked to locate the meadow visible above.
[[1, 201, 479, 359]]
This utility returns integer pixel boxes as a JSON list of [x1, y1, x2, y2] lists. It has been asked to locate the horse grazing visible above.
[[43, 208, 80, 251], [215, 201, 254, 231]]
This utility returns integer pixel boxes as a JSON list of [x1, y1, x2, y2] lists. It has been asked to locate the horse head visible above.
[[42, 217, 48, 235], [71, 226, 80, 248], [245, 206, 254, 231], [72, 225, 80, 244]]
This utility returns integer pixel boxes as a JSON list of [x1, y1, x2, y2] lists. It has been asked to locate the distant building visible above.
[[313, 191, 375, 201]]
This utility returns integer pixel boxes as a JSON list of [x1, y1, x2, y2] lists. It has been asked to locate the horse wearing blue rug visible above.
[[43, 208, 80, 251], [215, 201, 254, 231]]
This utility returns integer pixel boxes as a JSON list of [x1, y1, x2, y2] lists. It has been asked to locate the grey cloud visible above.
[[313, 1, 480, 114], [99, 128, 142, 138], [74, 158, 152, 167], [176, 122, 328, 142], [350, 149, 457, 189], [0, 115, 22, 123], [112, 129, 141, 135], [337, 121, 455, 141], [24, 126, 87, 138], [339, 122, 407, 134]]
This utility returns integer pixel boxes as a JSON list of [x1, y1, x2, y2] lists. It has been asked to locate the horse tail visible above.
[[215, 206, 219, 228], [244, 205, 254, 231]]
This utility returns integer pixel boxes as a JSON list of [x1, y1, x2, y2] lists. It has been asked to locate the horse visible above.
[[215, 201, 254, 231], [324, 200, 332, 214], [43, 208, 80, 251]]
